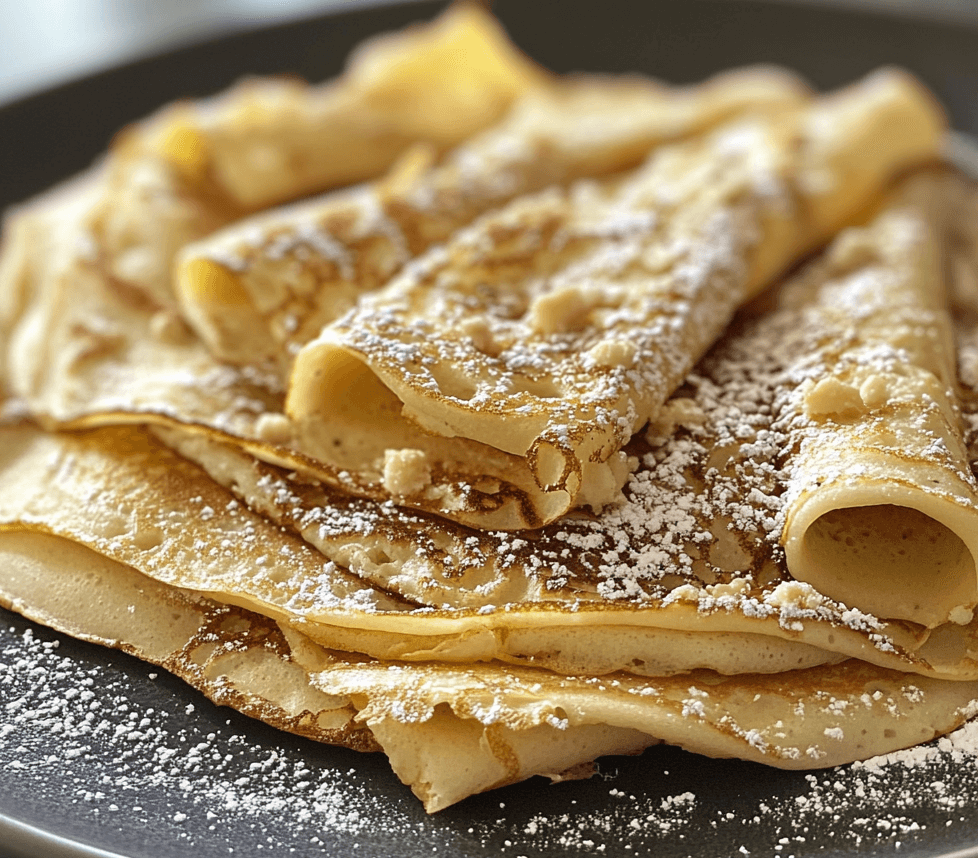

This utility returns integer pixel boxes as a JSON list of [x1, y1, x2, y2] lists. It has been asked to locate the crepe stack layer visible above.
[[4, 419, 978, 812], [3, 3, 978, 814]]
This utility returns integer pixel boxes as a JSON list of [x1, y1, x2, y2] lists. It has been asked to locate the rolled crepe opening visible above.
[[797, 504, 977, 626], [285, 340, 578, 527]]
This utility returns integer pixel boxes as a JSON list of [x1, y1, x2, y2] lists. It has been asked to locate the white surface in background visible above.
[[2, 0, 978, 107], [0, 0, 355, 106]]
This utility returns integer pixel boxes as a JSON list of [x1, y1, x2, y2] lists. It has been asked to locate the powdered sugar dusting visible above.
[[4, 614, 978, 857]]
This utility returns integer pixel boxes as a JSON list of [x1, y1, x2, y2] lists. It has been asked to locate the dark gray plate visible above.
[[4, 2, 978, 856]]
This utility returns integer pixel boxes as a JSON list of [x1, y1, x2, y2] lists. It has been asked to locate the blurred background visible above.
[[2, 0, 978, 106], [0, 0, 356, 105]]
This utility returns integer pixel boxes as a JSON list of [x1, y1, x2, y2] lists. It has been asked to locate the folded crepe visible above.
[[5, 172, 978, 683], [0, 3, 545, 426], [6, 69, 932, 534], [1, 71, 972, 680], [285, 68, 945, 529], [7, 66, 927, 535], [3, 421, 978, 814], [3, 1, 978, 817], [174, 65, 810, 371], [0, 528, 376, 751]]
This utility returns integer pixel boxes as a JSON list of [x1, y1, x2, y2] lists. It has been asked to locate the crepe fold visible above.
[[0, 421, 854, 681], [286, 69, 945, 529], [0, 529, 375, 751], [174, 65, 810, 373], [3, 422, 978, 814]]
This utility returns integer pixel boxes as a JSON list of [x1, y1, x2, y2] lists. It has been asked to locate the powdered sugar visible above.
[[4, 613, 978, 857]]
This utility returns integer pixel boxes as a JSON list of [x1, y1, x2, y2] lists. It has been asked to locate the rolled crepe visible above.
[[287, 68, 945, 529], [175, 66, 810, 371], [0, 4, 544, 430], [777, 176, 978, 627]]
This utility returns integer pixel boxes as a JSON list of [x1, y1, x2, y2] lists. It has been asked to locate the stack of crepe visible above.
[[4, 3, 978, 813]]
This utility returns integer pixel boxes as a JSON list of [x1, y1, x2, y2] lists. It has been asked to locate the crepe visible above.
[[1, 66, 852, 528], [0, 529, 374, 751], [3, 423, 978, 813], [3, 1, 978, 817], [1, 78, 973, 681], [286, 68, 945, 529], [174, 65, 810, 372], [0, 420, 841, 679], [154, 172, 978, 682], [776, 184, 977, 628], [26, 2, 546, 318]]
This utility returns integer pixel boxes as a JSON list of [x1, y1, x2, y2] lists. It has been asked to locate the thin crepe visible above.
[[3, 66, 855, 533], [287, 69, 945, 529], [2, 428, 978, 813], [777, 190, 976, 627], [2, 10, 977, 813], [0, 3, 546, 429], [6, 140, 978, 683], [0, 420, 845, 679], [174, 66, 810, 372]]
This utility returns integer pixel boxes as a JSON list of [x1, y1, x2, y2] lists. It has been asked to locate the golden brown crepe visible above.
[[285, 69, 945, 530], [0, 529, 374, 751], [3, 423, 978, 813], [776, 183, 977, 628], [0, 4, 546, 443], [8, 68, 926, 537], [174, 65, 810, 372], [2, 1, 978, 817]]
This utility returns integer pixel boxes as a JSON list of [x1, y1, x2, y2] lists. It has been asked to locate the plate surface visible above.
[[4, 2, 978, 856]]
